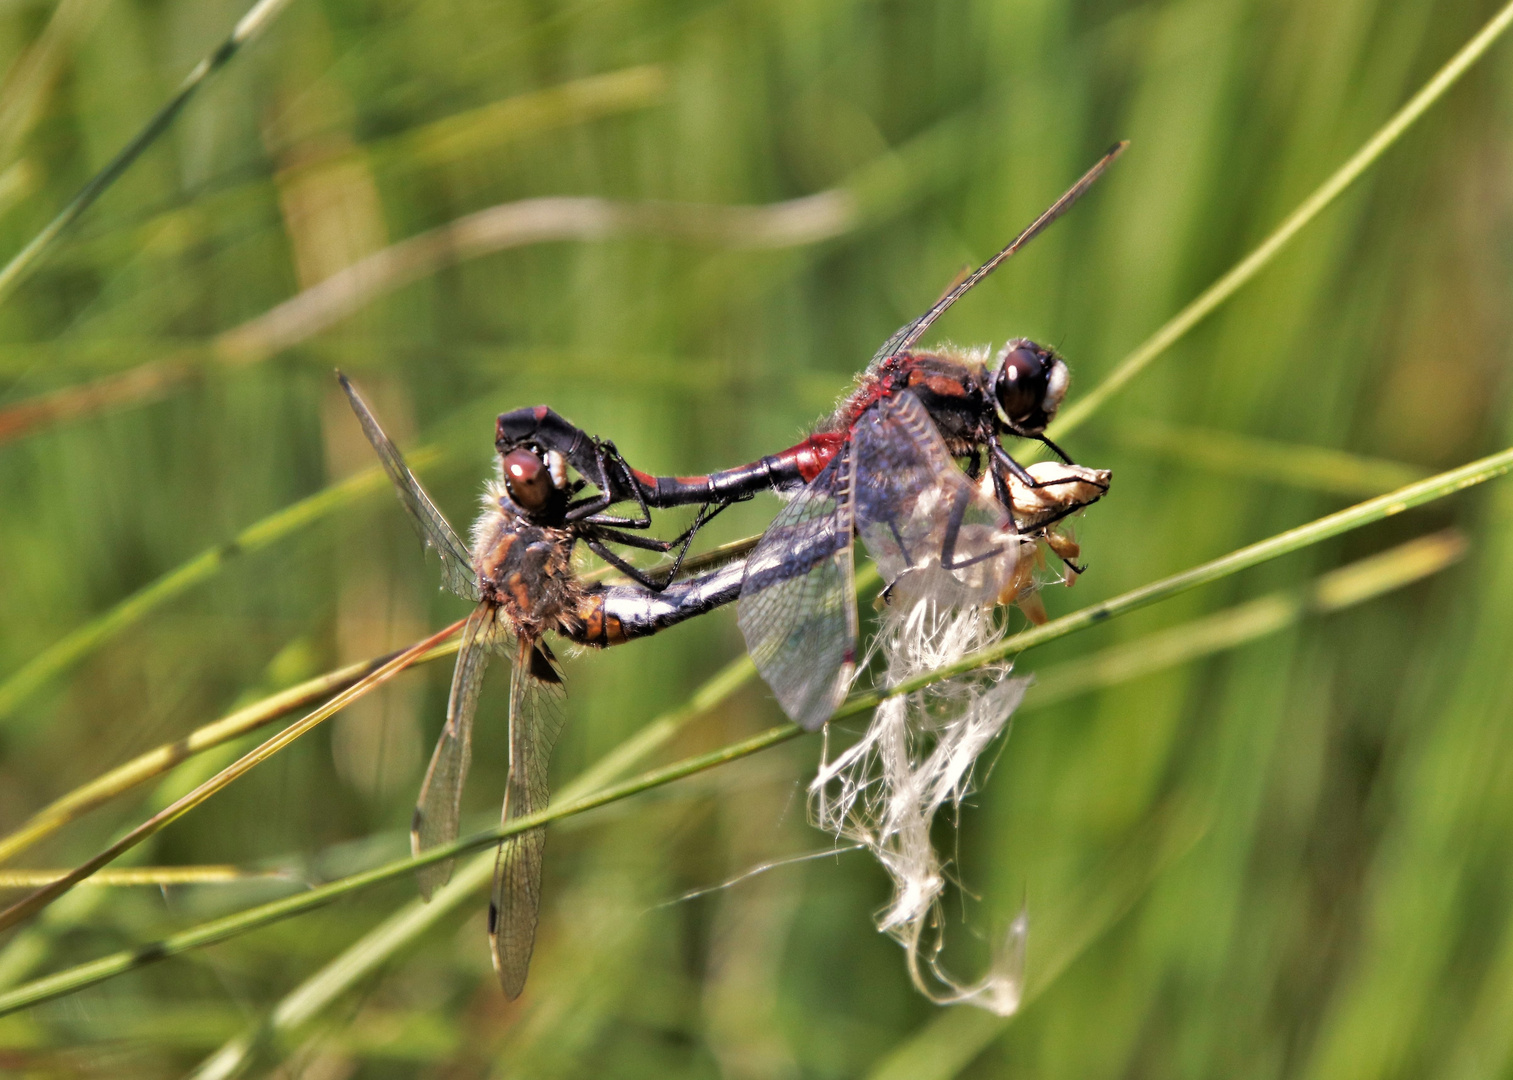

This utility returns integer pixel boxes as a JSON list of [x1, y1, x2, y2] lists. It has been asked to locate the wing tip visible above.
[[488, 901, 530, 999]]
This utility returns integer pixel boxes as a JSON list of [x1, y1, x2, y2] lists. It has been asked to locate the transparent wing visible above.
[[866, 143, 1126, 370], [411, 604, 504, 898], [852, 392, 1020, 605], [338, 372, 481, 602], [489, 640, 568, 999], [738, 448, 858, 731]]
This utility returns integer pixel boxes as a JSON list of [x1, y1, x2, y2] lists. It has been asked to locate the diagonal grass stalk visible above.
[[0, 448, 442, 725], [190, 653, 759, 1079], [5, 446, 1509, 1019], [0, 616, 467, 934], [1022, 530, 1464, 710], [1103, 424, 1429, 498], [855, 444, 1513, 710], [1049, 0, 1513, 439], [0, 638, 461, 865], [0, 720, 799, 1018], [0, 535, 758, 866], [0, 0, 300, 308], [0, 866, 292, 888]]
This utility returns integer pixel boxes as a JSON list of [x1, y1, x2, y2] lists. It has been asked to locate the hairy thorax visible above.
[[470, 485, 588, 640], [834, 349, 997, 455]]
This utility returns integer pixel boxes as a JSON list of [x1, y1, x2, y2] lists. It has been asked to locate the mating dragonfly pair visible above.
[[341, 142, 1124, 998]]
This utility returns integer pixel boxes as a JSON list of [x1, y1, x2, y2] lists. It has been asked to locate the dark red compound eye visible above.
[[995, 345, 1051, 427], [502, 447, 553, 511]]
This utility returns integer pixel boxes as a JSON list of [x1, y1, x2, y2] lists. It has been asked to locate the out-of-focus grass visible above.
[[3, 0, 1513, 1076]]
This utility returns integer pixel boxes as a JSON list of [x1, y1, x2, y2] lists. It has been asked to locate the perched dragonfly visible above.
[[495, 145, 1124, 727], [339, 375, 743, 998]]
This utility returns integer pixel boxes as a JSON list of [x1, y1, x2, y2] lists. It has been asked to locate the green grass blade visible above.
[[1105, 424, 1429, 498], [1050, 0, 1513, 439], [1025, 530, 1465, 710], [0, 449, 440, 725], [0, 635, 460, 865], [189, 654, 758, 1080], [0, 618, 466, 934], [854, 444, 1513, 708], [0, 720, 800, 1018], [0, 0, 299, 308]]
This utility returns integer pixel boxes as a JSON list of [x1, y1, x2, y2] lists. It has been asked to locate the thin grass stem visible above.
[[189, 653, 759, 1079], [0, 637, 460, 865], [0, 617, 466, 934], [0, 720, 797, 1017], [1105, 424, 1429, 498], [847, 445, 1513, 711], [1050, 0, 1513, 439], [0, 866, 292, 888], [1024, 530, 1464, 710], [0, 0, 299, 308], [0, 449, 442, 725]]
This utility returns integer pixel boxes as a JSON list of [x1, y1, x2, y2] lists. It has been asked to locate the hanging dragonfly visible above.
[[493, 144, 1125, 727], [339, 375, 743, 998]]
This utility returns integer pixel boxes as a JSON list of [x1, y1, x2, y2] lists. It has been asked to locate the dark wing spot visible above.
[[487, 901, 500, 934]]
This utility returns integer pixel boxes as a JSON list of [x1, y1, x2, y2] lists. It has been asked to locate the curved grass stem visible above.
[[0, 450, 441, 726], [0, 617, 467, 935], [0, 637, 461, 866], [0, 0, 300, 308], [0, 535, 759, 866], [1050, 0, 1513, 439]]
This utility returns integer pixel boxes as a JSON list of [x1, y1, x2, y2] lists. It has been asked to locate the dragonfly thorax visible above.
[[471, 496, 586, 639]]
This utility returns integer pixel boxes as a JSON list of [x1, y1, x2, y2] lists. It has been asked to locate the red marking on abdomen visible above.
[[775, 431, 846, 482]]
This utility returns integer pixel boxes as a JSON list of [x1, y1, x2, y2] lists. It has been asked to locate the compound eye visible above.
[[995, 345, 1050, 427], [502, 447, 553, 511]]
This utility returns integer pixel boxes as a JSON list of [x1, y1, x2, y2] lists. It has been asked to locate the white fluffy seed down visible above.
[[809, 580, 1030, 1015]]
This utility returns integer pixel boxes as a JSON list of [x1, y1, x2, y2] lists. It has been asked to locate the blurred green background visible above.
[[3, 0, 1513, 1075]]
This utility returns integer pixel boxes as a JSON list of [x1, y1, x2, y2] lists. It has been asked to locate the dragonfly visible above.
[[339, 374, 744, 998], [494, 144, 1125, 727]]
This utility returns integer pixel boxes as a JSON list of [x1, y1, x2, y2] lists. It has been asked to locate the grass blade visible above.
[[0, 449, 441, 725], [1050, 0, 1513, 439], [0, 866, 291, 888], [1025, 530, 1465, 709], [1105, 424, 1429, 498], [0, 617, 466, 934], [190, 654, 758, 1079], [856, 444, 1513, 707], [0, 0, 299, 308], [0, 636, 460, 865]]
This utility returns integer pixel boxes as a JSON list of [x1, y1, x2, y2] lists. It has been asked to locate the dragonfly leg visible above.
[[938, 483, 1006, 572], [991, 442, 1040, 488], [586, 500, 731, 588], [1036, 434, 1076, 465]]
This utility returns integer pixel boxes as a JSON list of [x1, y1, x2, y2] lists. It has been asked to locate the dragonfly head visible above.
[[500, 446, 570, 521], [991, 339, 1067, 436]]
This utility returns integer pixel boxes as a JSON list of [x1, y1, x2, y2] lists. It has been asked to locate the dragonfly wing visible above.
[[865, 143, 1126, 370], [851, 391, 1021, 605], [339, 372, 481, 602], [411, 604, 501, 898], [738, 448, 858, 731], [490, 639, 568, 999]]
